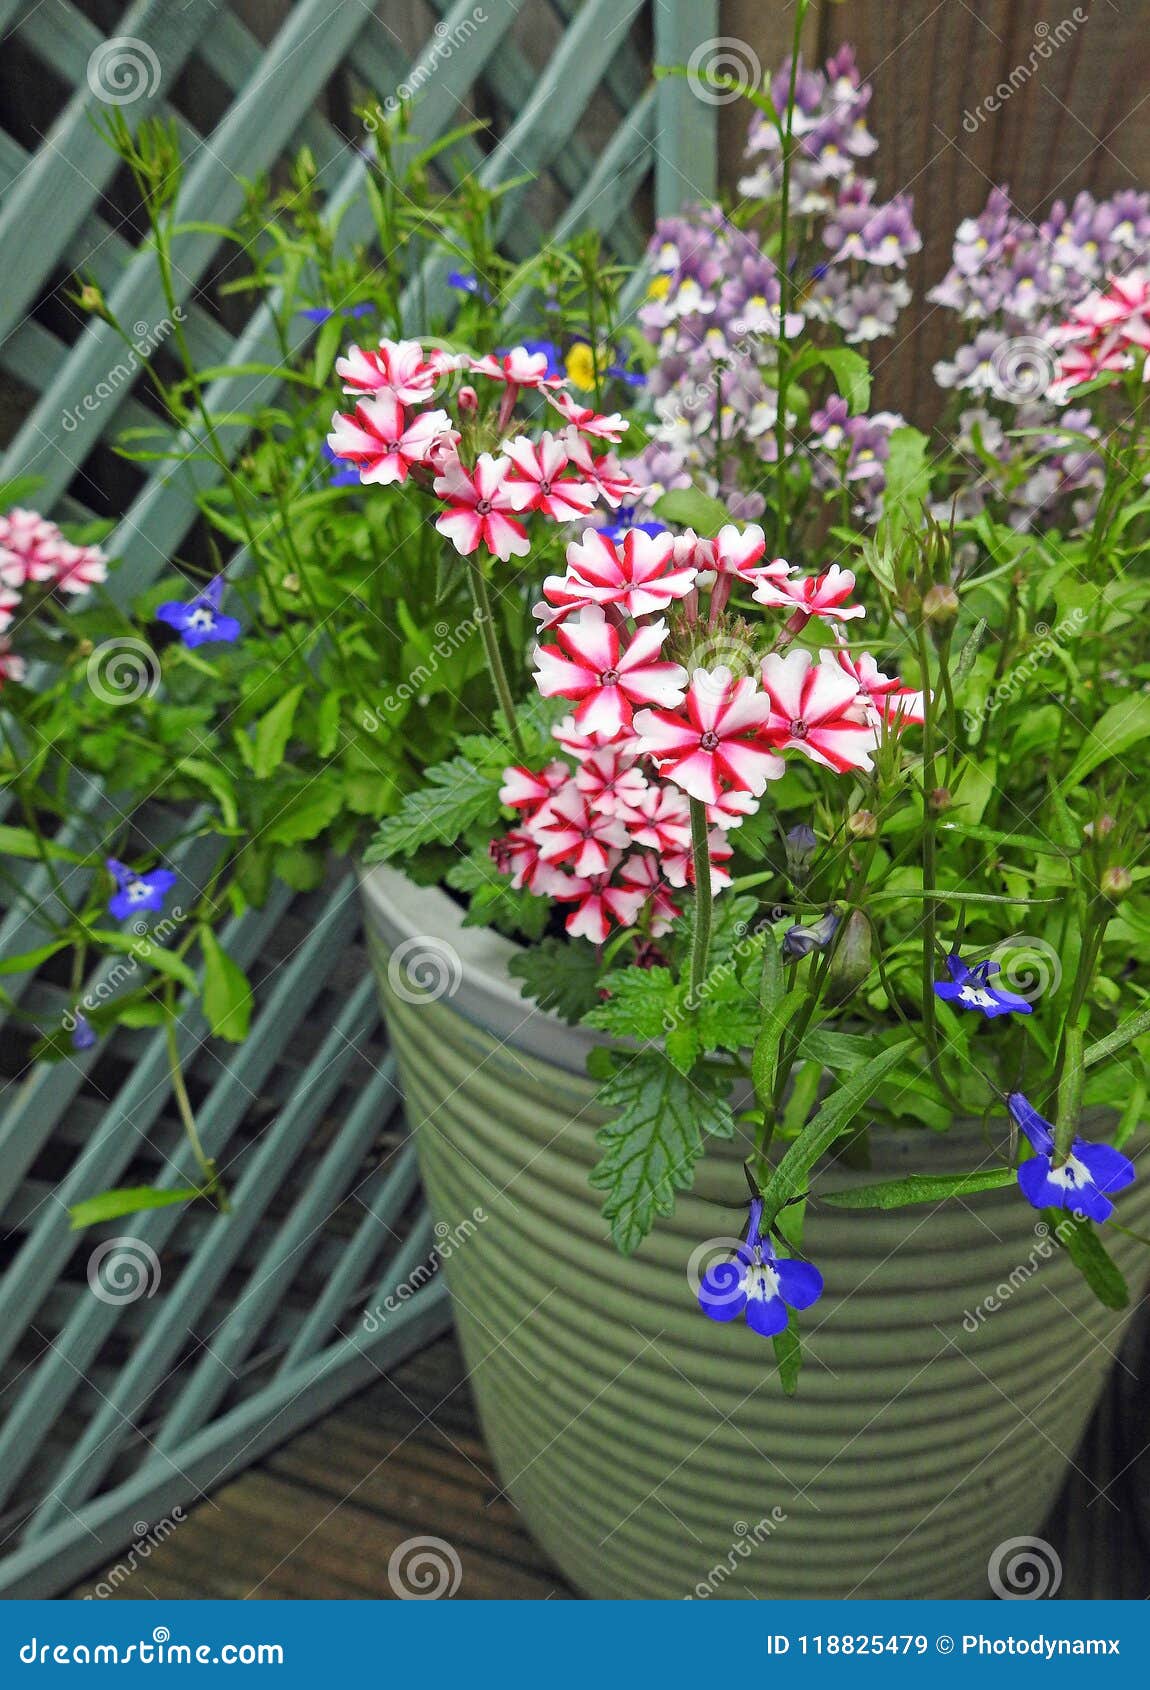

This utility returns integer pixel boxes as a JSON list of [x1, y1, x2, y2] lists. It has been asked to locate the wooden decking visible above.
[[70, 1337, 574, 1601], [71, 1315, 1150, 1601]]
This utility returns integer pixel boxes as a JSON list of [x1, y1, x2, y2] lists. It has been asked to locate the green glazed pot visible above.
[[361, 865, 1148, 1600]]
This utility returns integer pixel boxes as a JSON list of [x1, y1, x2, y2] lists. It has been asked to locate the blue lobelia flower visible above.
[[599, 504, 667, 542], [698, 1199, 824, 1338], [1009, 1091, 1136, 1224], [106, 858, 178, 922], [156, 577, 241, 648], [933, 953, 1032, 1019], [518, 338, 565, 379], [448, 270, 490, 300], [71, 1013, 97, 1051], [782, 909, 839, 960], [322, 441, 361, 487], [297, 302, 373, 323]]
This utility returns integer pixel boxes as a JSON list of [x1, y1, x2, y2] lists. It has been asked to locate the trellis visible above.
[[0, 0, 716, 1596]]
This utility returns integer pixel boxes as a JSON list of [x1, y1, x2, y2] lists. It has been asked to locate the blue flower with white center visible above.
[[697, 1200, 824, 1338], [322, 441, 361, 487], [933, 953, 1033, 1019], [448, 270, 489, 300], [1009, 1091, 1136, 1224], [599, 505, 667, 542], [106, 858, 178, 922], [156, 577, 241, 648], [71, 1013, 97, 1051]]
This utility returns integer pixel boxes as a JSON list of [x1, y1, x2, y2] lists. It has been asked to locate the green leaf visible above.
[[176, 757, 239, 829], [751, 988, 806, 1110], [585, 966, 678, 1042], [1057, 694, 1150, 793], [262, 783, 343, 846], [199, 927, 252, 1042], [86, 929, 199, 994], [0, 939, 71, 976], [1047, 1211, 1129, 1310], [820, 1168, 1016, 1210], [652, 487, 731, 536], [365, 755, 501, 861], [590, 1054, 734, 1253], [252, 684, 304, 779], [508, 938, 603, 1024], [879, 426, 931, 543], [760, 1039, 915, 1225], [1085, 1005, 1150, 1069], [813, 347, 871, 413], [772, 1324, 803, 1396], [0, 825, 85, 864], [70, 1184, 203, 1229]]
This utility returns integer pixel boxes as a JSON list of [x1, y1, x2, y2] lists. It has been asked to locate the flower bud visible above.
[[847, 809, 877, 839], [922, 583, 959, 622], [78, 284, 105, 316], [784, 823, 817, 883], [457, 384, 479, 412], [928, 787, 951, 813], [1101, 866, 1132, 899]]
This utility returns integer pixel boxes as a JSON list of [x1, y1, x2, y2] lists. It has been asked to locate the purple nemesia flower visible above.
[[106, 858, 178, 922], [933, 953, 1033, 1019], [71, 1013, 97, 1051], [698, 1199, 824, 1338], [156, 577, 241, 648], [1009, 1091, 1136, 1224]]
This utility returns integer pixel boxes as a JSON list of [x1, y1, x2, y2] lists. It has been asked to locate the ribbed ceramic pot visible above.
[[361, 864, 1149, 1600]]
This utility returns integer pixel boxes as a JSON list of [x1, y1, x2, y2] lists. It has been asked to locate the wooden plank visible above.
[[652, 0, 718, 215]]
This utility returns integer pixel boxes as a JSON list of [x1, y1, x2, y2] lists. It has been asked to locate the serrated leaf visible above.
[[820, 1168, 1016, 1209], [760, 1039, 915, 1225], [263, 783, 343, 846], [585, 965, 678, 1041], [590, 1054, 734, 1253], [199, 927, 252, 1042], [508, 938, 603, 1024], [364, 755, 501, 861]]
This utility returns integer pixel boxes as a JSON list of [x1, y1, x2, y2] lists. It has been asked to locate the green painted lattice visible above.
[[0, 0, 717, 1597]]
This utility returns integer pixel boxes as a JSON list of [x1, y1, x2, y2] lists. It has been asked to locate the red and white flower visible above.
[[574, 743, 648, 818], [618, 852, 682, 936], [502, 432, 599, 522], [752, 563, 864, 623], [470, 346, 566, 389], [0, 636, 26, 687], [0, 586, 21, 630], [560, 432, 642, 507], [533, 788, 630, 878], [489, 830, 566, 896], [545, 390, 628, 441], [51, 542, 108, 595], [552, 715, 634, 758], [760, 649, 876, 772], [327, 396, 453, 485], [663, 825, 733, 892], [532, 607, 687, 738], [832, 648, 924, 726], [499, 760, 570, 814], [542, 528, 698, 622], [554, 864, 646, 943], [624, 782, 691, 854], [707, 787, 760, 829], [713, 523, 791, 586], [335, 338, 445, 404], [633, 668, 783, 805], [1051, 271, 1150, 393], [433, 452, 535, 560], [0, 508, 68, 586]]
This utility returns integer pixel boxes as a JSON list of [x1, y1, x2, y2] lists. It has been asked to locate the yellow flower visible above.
[[646, 274, 671, 300], [565, 342, 598, 392]]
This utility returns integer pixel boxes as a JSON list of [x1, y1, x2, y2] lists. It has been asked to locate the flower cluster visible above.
[[327, 336, 638, 561], [490, 522, 920, 945], [620, 47, 918, 531], [930, 187, 1150, 528], [1051, 269, 1150, 395], [0, 508, 109, 688]]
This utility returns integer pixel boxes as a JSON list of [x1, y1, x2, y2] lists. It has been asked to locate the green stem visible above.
[[164, 1013, 229, 1212], [466, 553, 526, 759], [688, 798, 713, 1000]]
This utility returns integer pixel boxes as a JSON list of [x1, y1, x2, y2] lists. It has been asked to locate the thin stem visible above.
[[164, 1013, 229, 1211], [688, 798, 713, 999], [466, 553, 526, 759]]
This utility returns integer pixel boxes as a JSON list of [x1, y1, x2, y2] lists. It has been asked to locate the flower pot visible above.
[[361, 864, 1149, 1599]]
